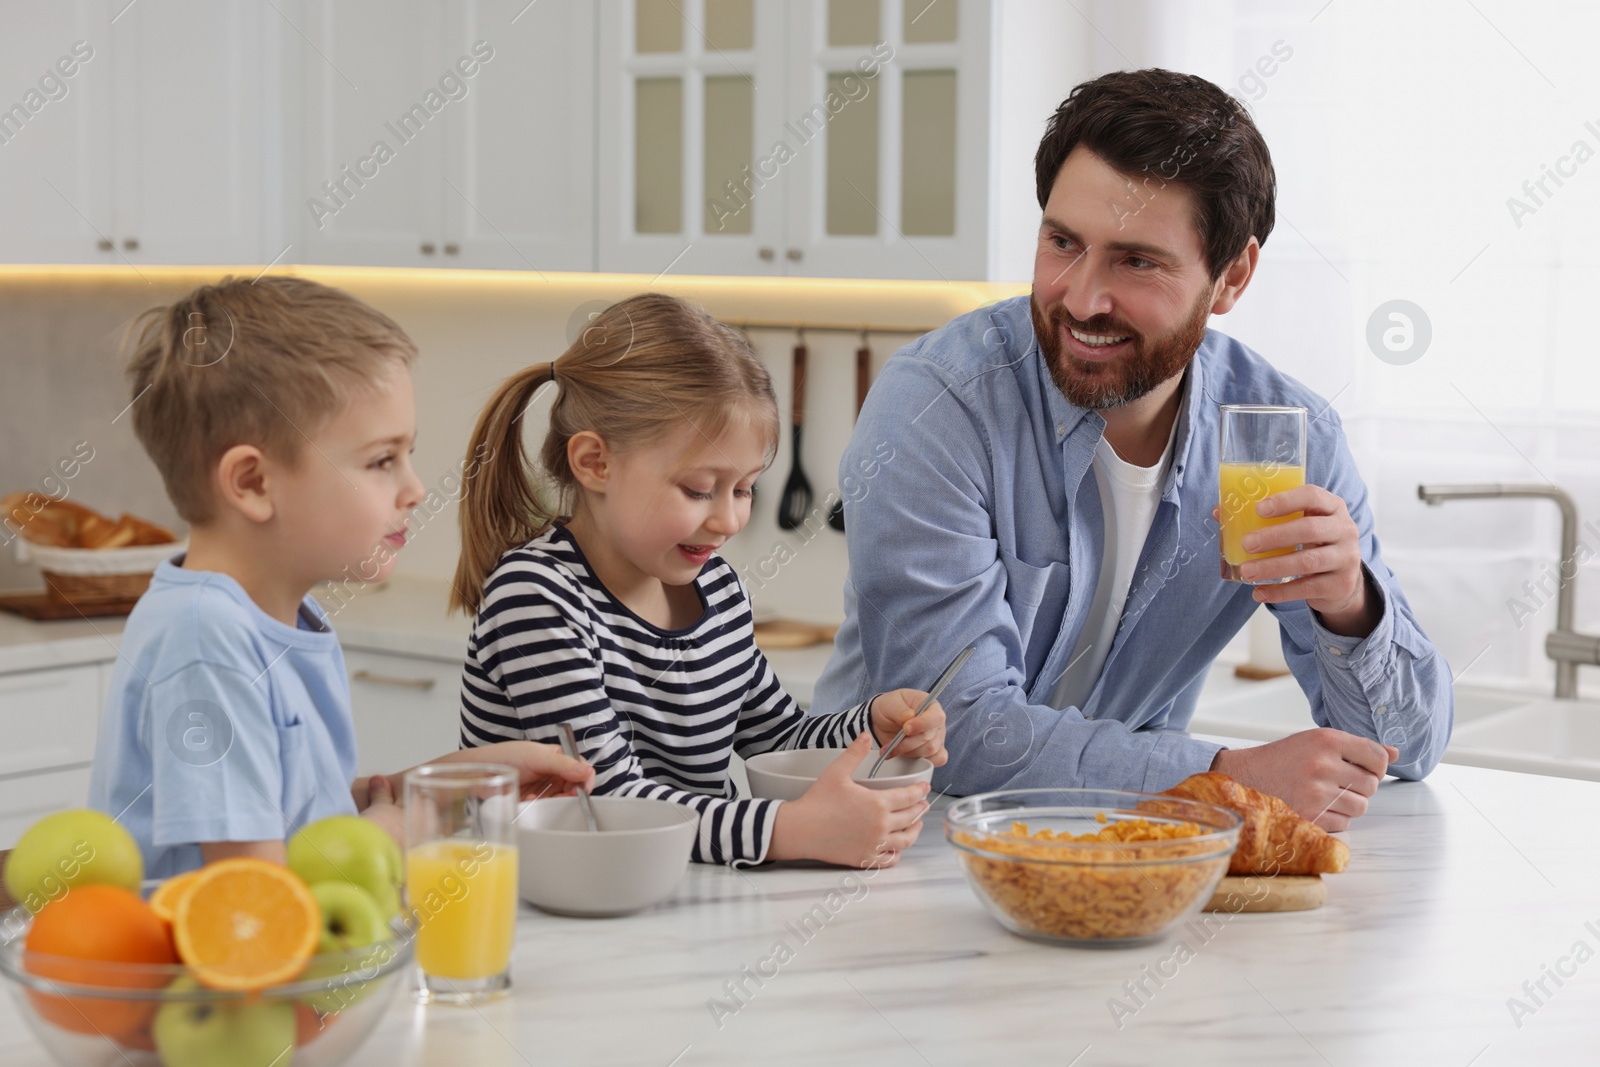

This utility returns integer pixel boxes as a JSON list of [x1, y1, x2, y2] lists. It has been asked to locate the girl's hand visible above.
[[466, 740, 596, 801], [868, 688, 949, 766], [392, 742, 596, 803], [768, 732, 931, 867]]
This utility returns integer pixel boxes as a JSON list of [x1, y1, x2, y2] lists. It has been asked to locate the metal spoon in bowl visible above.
[[865, 645, 976, 780], [557, 723, 601, 832]]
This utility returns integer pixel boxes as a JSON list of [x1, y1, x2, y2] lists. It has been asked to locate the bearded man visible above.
[[814, 68, 1452, 831]]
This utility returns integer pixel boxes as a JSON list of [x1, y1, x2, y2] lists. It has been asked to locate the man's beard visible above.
[[1032, 288, 1211, 410]]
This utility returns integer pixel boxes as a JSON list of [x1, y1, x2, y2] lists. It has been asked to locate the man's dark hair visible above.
[[1034, 68, 1276, 280]]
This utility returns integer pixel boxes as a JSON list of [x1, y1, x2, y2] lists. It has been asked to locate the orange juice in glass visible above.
[[1219, 405, 1307, 584], [404, 763, 519, 1003]]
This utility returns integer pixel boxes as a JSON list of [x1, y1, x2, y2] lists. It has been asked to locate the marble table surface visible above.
[[4, 754, 1598, 1066]]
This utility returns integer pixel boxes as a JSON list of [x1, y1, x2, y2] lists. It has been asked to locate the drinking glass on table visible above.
[[404, 763, 519, 1003], [1218, 404, 1307, 584]]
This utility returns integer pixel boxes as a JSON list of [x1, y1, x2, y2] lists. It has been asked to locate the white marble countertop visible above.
[[359, 758, 1599, 1065], [8, 754, 1588, 1066]]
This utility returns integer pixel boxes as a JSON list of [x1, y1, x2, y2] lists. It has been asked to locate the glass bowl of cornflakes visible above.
[[945, 789, 1242, 947]]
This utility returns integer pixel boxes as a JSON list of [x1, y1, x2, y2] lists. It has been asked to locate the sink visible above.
[[1188, 669, 1600, 782], [1187, 672, 1528, 744], [1447, 699, 1600, 782]]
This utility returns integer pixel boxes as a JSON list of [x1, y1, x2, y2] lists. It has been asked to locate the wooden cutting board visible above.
[[1203, 874, 1325, 913], [752, 619, 839, 650], [0, 592, 140, 620]]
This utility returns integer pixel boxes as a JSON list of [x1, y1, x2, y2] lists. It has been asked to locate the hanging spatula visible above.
[[778, 331, 813, 530], [828, 333, 872, 532]]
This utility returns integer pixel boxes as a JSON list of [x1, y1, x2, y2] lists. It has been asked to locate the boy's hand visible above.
[[768, 732, 931, 867], [868, 689, 948, 766], [358, 772, 405, 846]]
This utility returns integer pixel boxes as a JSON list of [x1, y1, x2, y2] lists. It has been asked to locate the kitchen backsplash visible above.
[[3, 266, 1596, 700]]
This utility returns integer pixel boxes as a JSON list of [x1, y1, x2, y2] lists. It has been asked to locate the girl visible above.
[[450, 294, 945, 868]]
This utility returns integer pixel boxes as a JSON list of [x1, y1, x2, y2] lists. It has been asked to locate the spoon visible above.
[[557, 723, 600, 832], [865, 645, 976, 779]]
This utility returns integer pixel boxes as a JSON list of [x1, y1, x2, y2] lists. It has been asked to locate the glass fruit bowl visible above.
[[945, 788, 1242, 947], [0, 912, 413, 1067]]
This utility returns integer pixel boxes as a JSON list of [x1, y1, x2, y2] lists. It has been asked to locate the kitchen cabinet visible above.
[[597, 0, 1015, 280], [344, 648, 464, 777], [286, 0, 596, 271], [0, 661, 107, 849], [0, 0, 270, 265]]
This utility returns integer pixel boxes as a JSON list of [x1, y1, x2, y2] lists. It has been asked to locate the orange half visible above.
[[148, 868, 205, 925], [171, 858, 319, 991]]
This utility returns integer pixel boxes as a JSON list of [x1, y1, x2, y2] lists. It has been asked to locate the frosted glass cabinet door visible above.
[[784, 0, 988, 280], [597, 0, 788, 276]]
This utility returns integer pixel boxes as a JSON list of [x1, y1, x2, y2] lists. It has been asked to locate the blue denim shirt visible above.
[[814, 295, 1452, 795]]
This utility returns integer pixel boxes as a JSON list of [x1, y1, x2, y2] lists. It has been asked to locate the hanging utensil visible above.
[[557, 723, 601, 832], [866, 645, 976, 779], [828, 331, 872, 532], [777, 330, 813, 530]]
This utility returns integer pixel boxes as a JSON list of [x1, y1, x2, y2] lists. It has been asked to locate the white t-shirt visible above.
[[1050, 417, 1178, 712]]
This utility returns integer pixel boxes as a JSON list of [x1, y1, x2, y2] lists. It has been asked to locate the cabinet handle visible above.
[[350, 669, 436, 691], [785, 248, 802, 262], [123, 238, 140, 251], [443, 243, 460, 255], [96, 239, 113, 251], [758, 247, 775, 261], [420, 242, 436, 255]]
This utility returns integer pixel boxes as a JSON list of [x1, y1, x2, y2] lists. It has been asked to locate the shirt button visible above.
[[1374, 704, 1387, 715], [1328, 646, 1343, 656], [1056, 422, 1065, 437]]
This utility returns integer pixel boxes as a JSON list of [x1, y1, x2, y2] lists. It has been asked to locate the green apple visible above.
[[287, 815, 402, 919], [152, 978, 295, 1067], [310, 880, 389, 954], [4, 808, 143, 914]]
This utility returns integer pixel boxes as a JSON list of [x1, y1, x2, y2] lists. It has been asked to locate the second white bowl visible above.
[[744, 748, 934, 801]]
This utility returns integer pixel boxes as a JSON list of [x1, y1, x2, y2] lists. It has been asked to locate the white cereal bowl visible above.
[[515, 795, 697, 917], [744, 748, 935, 802]]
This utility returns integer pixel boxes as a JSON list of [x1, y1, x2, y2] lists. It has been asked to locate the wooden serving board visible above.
[[752, 619, 839, 650], [0, 592, 140, 620], [1203, 874, 1325, 913]]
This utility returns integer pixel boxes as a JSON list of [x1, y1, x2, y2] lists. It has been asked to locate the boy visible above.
[[88, 276, 591, 877]]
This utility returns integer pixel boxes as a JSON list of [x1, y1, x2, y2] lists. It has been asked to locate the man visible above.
[[814, 69, 1452, 831]]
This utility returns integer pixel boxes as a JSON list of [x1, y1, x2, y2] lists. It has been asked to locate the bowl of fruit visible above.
[[0, 809, 413, 1067]]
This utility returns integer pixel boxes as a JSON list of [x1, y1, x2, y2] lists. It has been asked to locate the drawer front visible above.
[[344, 650, 464, 777], [0, 765, 93, 850], [0, 665, 102, 777]]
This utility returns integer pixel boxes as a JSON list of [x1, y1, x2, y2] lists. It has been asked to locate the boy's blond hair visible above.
[[123, 276, 417, 523]]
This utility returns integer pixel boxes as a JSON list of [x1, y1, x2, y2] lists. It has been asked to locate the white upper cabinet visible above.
[[599, 0, 994, 280], [0, 0, 267, 265], [286, 0, 595, 271], [0, 0, 1063, 278]]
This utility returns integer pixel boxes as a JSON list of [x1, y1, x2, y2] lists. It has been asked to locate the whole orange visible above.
[[24, 883, 178, 1038]]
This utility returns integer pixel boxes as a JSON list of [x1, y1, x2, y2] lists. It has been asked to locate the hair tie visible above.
[[547, 363, 558, 386]]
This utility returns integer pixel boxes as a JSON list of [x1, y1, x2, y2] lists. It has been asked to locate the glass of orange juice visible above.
[[1219, 404, 1307, 584], [404, 763, 519, 1003]]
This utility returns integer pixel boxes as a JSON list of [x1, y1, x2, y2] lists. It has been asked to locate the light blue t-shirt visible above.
[[88, 555, 358, 878]]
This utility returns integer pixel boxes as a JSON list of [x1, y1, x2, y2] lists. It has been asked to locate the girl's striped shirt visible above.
[[459, 524, 874, 866]]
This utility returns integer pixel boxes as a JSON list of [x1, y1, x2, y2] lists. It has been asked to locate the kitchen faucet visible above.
[[1417, 483, 1600, 698]]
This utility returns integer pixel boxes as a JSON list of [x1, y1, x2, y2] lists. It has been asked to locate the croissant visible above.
[[1158, 771, 1349, 876]]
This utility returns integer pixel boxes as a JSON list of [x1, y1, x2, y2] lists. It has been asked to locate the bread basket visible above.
[[16, 540, 184, 604]]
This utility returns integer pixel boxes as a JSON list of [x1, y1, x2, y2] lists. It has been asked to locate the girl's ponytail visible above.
[[449, 361, 560, 614]]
